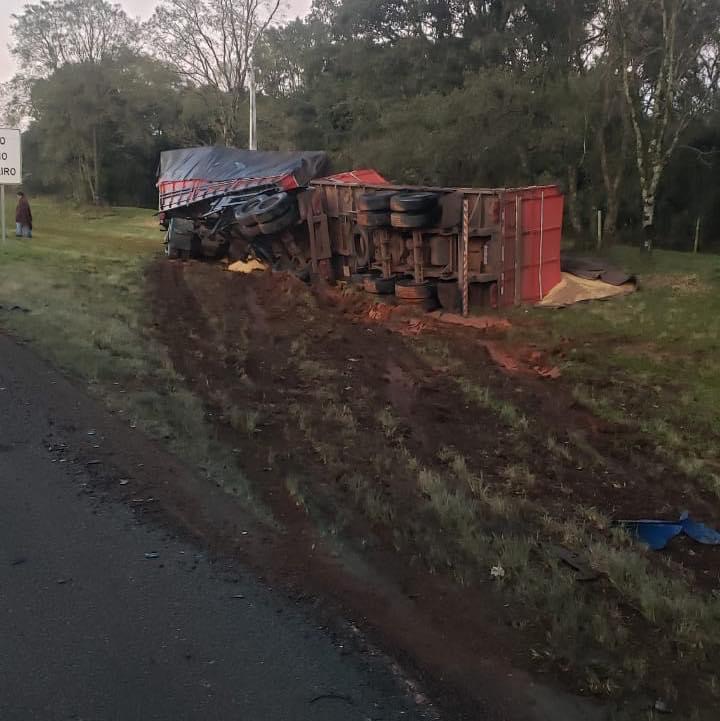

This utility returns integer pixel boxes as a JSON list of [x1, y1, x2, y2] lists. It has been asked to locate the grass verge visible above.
[[0, 197, 266, 516]]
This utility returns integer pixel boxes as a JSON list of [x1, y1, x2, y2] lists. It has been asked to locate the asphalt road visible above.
[[0, 335, 426, 721]]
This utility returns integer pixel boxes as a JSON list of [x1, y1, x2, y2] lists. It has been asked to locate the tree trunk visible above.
[[566, 164, 583, 236], [79, 155, 96, 204], [597, 107, 626, 242], [92, 126, 100, 205], [641, 190, 655, 252], [604, 191, 619, 239]]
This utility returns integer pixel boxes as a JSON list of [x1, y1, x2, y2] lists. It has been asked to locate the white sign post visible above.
[[0, 128, 23, 245]]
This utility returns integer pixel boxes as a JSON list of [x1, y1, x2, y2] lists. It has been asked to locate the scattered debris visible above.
[[309, 693, 354, 705], [490, 564, 506, 579], [561, 254, 635, 286], [227, 258, 268, 274], [620, 512, 720, 551], [429, 311, 511, 331], [480, 341, 520, 371], [534, 365, 561, 379], [538, 272, 635, 308], [546, 544, 600, 581]]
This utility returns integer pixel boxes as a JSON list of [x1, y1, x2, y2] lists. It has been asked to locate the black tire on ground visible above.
[[390, 209, 438, 229], [436, 280, 461, 311], [252, 193, 293, 223], [363, 276, 396, 294], [234, 196, 268, 226], [395, 279, 434, 300], [357, 211, 390, 228], [356, 191, 397, 212], [349, 269, 381, 285], [257, 205, 298, 235], [390, 192, 440, 213]]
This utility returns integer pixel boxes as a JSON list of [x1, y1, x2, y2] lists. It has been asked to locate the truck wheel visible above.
[[353, 228, 372, 267], [356, 191, 396, 212], [357, 211, 390, 228], [436, 280, 461, 311], [350, 269, 381, 286], [234, 196, 268, 226], [390, 210, 438, 229], [390, 192, 440, 213], [395, 279, 434, 300], [252, 193, 293, 223], [363, 276, 396, 294], [257, 205, 298, 235]]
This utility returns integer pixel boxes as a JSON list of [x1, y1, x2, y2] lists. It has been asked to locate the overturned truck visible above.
[[158, 146, 563, 313]]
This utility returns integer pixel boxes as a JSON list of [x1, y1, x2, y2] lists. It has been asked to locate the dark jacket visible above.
[[15, 197, 32, 228]]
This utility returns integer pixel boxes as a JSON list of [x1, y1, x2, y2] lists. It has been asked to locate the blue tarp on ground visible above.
[[620, 512, 720, 550]]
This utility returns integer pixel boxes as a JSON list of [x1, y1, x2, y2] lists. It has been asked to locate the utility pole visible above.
[[248, 56, 257, 151]]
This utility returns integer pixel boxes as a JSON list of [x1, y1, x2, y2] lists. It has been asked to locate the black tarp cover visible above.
[[157, 146, 330, 211]]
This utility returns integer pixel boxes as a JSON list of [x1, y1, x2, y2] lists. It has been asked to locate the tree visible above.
[[596, 62, 630, 239], [611, 0, 720, 247], [147, 0, 282, 145], [10, 0, 141, 77], [254, 20, 315, 98], [5, 0, 141, 123], [24, 55, 195, 205]]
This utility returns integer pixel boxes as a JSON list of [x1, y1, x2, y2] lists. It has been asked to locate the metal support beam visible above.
[[514, 195, 522, 305], [461, 197, 469, 316], [412, 230, 424, 283]]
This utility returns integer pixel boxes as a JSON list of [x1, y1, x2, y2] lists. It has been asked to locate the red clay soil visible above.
[[144, 260, 720, 720]]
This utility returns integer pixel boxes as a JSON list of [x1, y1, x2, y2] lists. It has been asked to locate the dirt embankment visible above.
[[145, 260, 720, 721]]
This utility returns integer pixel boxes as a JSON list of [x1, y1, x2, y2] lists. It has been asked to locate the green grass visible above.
[[0, 196, 266, 517], [518, 245, 720, 483], [5, 201, 720, 714]]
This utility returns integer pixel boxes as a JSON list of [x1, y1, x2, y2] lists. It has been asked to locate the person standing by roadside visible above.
[[15, 191, 32, 238]]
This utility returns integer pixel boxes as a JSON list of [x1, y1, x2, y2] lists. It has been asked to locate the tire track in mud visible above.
[[145, 260, 614, 721], [145, 260, 720, 721]]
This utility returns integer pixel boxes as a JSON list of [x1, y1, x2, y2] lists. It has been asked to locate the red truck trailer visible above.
[[157, 147, 563, 313], [303, 178, 563, 313]]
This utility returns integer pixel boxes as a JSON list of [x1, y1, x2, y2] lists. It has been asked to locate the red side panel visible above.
[[499, 185, 563, 306], [158, 173, 295, 211], [320, 169, 389, 185]]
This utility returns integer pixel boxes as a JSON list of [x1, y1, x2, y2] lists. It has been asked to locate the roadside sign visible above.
[[0, 127, 22, 245], [0, 128, 21, 183]]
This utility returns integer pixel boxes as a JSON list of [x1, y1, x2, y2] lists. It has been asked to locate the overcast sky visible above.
[[1, 0, 311, 84]]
